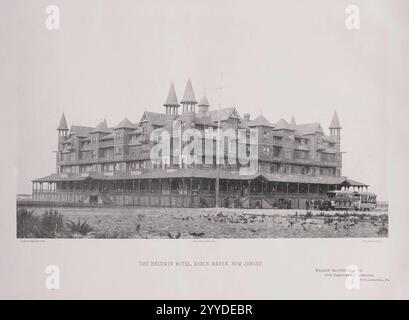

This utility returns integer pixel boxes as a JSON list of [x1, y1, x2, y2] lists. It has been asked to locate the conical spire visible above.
[[163, 82, 179, 106], [181, 78, 197, 104], [329, 110, 342, 129], [103, 119, 108, 127], [198, 91, 210, 106], [57, 113, 68, 130]]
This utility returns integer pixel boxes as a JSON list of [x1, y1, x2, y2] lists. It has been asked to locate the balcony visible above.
[[294, 143, 310, 151], [99, 140, 114, 148]]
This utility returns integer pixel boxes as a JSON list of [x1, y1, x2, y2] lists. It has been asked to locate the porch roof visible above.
[[33, 170, 368, 186]]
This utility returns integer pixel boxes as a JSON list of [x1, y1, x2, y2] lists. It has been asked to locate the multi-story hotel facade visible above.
[[32, 79, 369, 209]]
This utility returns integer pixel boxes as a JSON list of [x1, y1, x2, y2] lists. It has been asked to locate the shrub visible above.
[[65, 219, 94, 236], [38, 209, 64, 238], [17, 208, 37, 238], [17, 208, 64, 238]]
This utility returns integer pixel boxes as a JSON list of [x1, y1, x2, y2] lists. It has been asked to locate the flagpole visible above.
[[215, 74, 223, 209]]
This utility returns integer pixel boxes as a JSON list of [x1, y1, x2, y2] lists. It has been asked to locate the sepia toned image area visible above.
[[14, 0, 390, 239]]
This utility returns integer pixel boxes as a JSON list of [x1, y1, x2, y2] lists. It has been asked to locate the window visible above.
[[115, 131, 123, 140]]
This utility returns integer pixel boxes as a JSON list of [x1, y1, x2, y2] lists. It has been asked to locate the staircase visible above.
[[192, 195, 200, 208], [98, 193, 113, 205], [78, 190, 91, 203]]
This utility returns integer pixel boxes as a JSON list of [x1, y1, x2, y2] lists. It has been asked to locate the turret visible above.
[[180, 78, 197, 114], [197, 91, 210, 117], [329, 110, 342, 174], [113, 117, 136, 164], [329, 110, 342, 136], [163, 82, 180, 115], [57, 113, 68, 140]]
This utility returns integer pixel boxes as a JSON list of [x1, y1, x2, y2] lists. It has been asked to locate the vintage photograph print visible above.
[[14, 1, 391, 240]]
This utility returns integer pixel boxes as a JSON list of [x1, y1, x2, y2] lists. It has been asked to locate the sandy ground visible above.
[[19, 206, 389, 239]]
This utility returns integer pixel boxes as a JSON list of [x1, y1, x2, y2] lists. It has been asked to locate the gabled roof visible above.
[[274, 118, 292, 130], [57, 113, 68, 130], [70, 126, 93, 137], [329, 110, 342, 129], [90, 120, 112, 134], [248, 114, 274, 127], [209, 107, 240, 123], [296, 123, 324, 135], [140, 111, 177, 126], [163, 82, 179, 106], [180, 79, 197, 104], [114, 118, 137, 130], [198, 91, 210, 106], [339, 178, 368, 187]]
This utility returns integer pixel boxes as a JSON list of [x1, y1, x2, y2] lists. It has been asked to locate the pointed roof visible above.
[[90, 120, 112, 134], [181, 79, 197, 104], [248, 115, 274, 127], [274, 118, 292, 130], [209, 107, 240, 122], [163, 82, 179, 106], [69, 126, 94, 137], [329, 110, 342, 129], [290, 115, 297, 129], [140, 111, 177, 126], [114, 118, 137, 130], [57, 113, 68, 130], [296, 123, 324, 135], [198, 91, 210, 106]]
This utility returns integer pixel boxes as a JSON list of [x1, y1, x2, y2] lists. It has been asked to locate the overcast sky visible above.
[[9, 0, 409, 200]]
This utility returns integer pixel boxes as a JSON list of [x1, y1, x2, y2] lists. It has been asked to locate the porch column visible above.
[[198, 178, 202, 192], [307, 183, 310, 194]]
